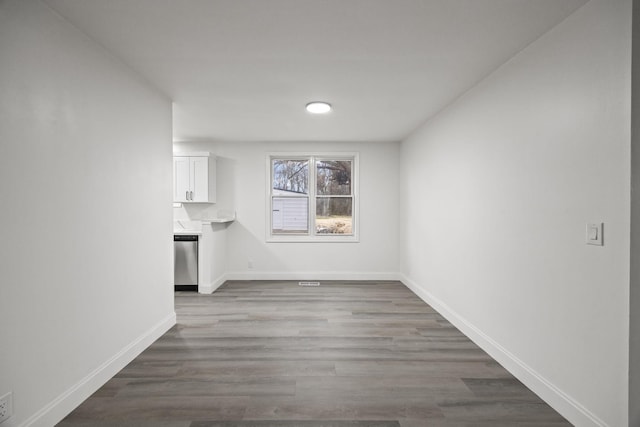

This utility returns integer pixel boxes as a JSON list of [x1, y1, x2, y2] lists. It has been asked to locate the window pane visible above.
[[316, 160, 351, 196], [272, 159, 309, 195], [272, 197, 309, 234], [316, 197, 353, 234]]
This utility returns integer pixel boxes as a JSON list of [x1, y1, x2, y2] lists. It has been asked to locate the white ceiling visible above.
[[45, 0, 588, 142]]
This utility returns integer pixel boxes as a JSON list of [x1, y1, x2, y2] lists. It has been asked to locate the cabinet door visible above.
[[190, 156, 209, 202], [173, 157, 190, 202]]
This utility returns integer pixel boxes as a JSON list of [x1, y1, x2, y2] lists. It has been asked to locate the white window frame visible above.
[[266, 152, 359, 243]]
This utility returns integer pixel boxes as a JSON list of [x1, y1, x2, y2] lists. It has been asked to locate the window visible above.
[[268, 154, 358, 242]]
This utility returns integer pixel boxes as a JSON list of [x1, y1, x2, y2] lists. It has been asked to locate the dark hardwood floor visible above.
[[58, 280, 571, 427]]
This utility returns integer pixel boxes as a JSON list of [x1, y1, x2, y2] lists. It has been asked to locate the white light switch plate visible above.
[[586, 222, 603, 246]]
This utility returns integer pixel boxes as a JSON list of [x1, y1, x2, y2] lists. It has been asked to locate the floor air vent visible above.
[[298, 281, 320, 287]]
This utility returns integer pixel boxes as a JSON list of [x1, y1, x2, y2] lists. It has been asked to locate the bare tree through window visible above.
[[316, 160, 353, 234], [270, 156, 356, 238], [272, 160, 309, 194]]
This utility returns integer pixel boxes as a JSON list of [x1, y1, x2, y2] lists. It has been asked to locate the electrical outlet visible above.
[[247, 258, 254, 270], [0, 392, 13, 423]]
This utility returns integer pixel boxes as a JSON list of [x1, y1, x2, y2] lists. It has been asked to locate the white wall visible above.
[[399, 1, 631, 426], [0, 1, 175, 425], [174, 140, 400, 280]]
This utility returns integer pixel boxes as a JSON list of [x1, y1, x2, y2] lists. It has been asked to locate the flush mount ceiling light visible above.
[[306, 101, 332, 114]]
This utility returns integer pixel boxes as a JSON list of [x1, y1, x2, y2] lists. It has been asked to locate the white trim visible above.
[[225, 271, 401, 282], [21, 312, 176, 427], [266, 153, 359, 243], [198, 274, 227, 294], [399, 274, 609, 427], [267, 235, 359, 243]]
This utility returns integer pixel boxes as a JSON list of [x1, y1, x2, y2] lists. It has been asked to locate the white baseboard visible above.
[[198, 271, 402, 294], [198, 274, 227, 294], [224, 271, 401, 282], [22, 312, 176, 427], [399, 274, 607, 427]]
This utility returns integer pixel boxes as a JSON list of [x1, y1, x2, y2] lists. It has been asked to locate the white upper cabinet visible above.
[[174, 156, 191, 201], [173, 152, 216, 203]]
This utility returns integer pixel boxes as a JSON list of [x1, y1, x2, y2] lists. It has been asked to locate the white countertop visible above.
[[201, 212, 236, 224], [173, 220, 202, 235], [173, 229, 203, 235], [173, 214, 235, 234]]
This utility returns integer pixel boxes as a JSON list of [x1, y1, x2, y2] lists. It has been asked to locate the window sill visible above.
[[266, 234, 359, 243]]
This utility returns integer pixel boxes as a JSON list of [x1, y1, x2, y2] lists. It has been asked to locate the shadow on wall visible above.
[[216, 155, 236, 212], [226, 220, 287, 274]]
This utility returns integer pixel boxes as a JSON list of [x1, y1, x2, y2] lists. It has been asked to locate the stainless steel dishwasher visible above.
[[174, 235, 198, 291]]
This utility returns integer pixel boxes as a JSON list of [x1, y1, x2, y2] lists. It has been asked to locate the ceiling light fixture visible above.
[[306, 101, 332, 114]]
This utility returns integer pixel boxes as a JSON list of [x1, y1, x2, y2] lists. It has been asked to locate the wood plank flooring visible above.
[[57, 281, 571, 427]]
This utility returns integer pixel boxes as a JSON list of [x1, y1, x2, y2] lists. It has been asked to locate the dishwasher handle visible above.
[[174, 235, 198, 242]]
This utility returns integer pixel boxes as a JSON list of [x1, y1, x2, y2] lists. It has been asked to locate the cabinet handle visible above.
[[186, 190, 189, 201], [190, 191, 193, 200]]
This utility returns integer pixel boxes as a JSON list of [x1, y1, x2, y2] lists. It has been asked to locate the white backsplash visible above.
[[173, 203, 218, 220], [174, 204, 235, 222]]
